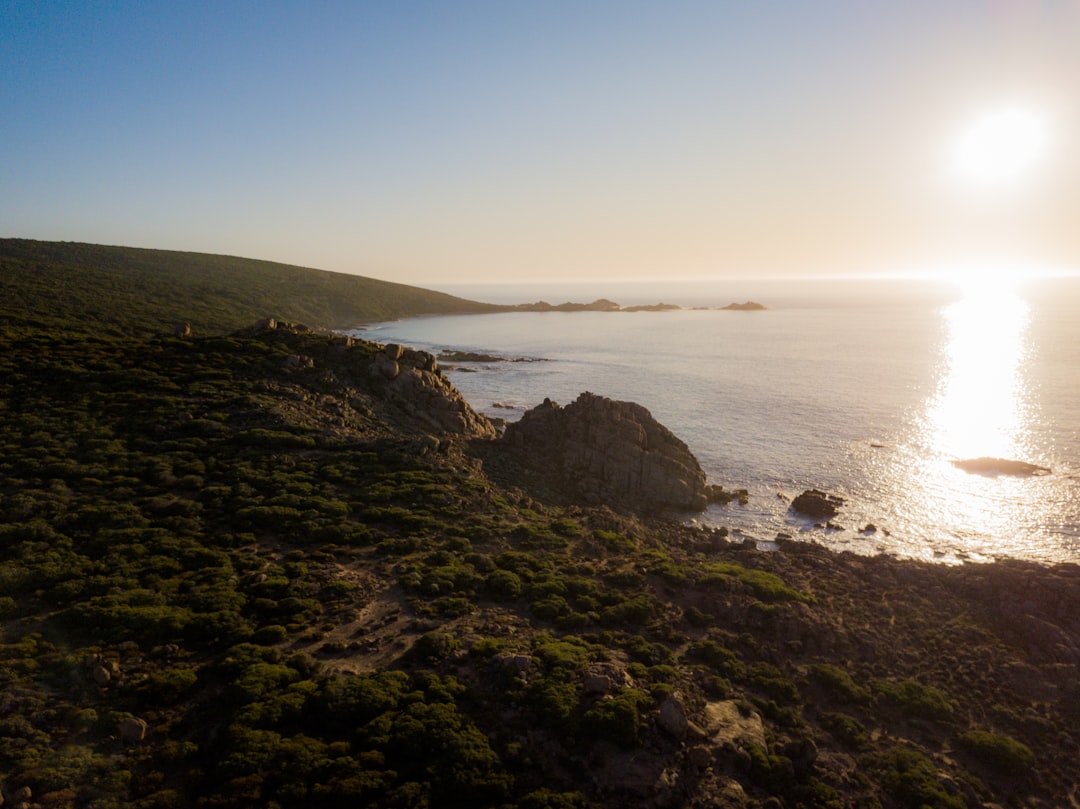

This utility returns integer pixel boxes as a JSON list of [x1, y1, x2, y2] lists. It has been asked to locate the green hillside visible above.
[[0, 239, 502, 336]]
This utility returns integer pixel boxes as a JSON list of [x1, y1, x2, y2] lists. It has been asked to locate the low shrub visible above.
[[686, 639, 746, 679], [580, 688, 649, 748], [810, 663, 870, 703], [413, 631, 462, 665], [869, 746, 966, 809], [958, 729, 1035, 775], [820, 711, 868, 748], [874, 679, 955, 721], [252, 624, 289, 645]]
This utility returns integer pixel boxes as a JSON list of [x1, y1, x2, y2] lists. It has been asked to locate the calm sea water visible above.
[[353, 278, 1080, 564]]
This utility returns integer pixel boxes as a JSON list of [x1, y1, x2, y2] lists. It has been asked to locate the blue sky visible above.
[[3, 1, 1079, 284]]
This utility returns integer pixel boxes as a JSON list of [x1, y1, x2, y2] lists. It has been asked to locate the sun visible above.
[[952, 108, 1046, 186]]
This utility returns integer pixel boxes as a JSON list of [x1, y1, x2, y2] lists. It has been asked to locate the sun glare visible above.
[[952, 108, 1046, 186], [927, 289, 1032, 460], [933, 262, 1024, 300]]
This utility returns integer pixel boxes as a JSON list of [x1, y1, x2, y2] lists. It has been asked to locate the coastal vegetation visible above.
[[0, 239, 502, 335], [0, 240, 1077, 807]]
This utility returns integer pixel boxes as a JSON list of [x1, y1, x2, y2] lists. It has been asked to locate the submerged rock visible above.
[[500, 392, 714, 514], [952, 457, 1051, 476]]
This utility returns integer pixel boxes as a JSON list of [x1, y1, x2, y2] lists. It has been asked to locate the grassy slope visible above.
[[0, 238, 503, 335]]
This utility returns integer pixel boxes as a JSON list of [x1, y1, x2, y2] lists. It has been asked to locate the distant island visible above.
[[720, 300, 768, 310], [509, 298, 767, 313]]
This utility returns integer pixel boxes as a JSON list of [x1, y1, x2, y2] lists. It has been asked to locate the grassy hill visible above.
[[0, 239, 502, 336]]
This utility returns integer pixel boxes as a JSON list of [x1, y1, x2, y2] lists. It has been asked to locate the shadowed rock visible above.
[[791, 489, 845, 519], [500, 392, 715, 514]]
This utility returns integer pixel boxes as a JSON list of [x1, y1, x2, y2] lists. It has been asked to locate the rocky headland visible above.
[[1, 312, 1078, 809]]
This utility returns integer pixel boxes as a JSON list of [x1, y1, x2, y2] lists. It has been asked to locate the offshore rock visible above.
[[791, 489, 844, 520], [501, 392, 711, 514], [952, 457, 1051, 476]]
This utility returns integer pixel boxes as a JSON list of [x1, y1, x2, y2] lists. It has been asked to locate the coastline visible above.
[[4, 244, 1079, 806], [352, 303, 1080, 566], [1, 317, 1077, 806]]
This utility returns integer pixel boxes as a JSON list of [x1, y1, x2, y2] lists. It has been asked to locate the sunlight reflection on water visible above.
[[883, 283, 1058, 561]]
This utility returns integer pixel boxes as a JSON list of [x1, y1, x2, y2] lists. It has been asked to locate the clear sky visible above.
[[3, 1, 1079, 284]]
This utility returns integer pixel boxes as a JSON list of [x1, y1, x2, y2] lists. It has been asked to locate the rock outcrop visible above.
[[232, 321, 496, 441], [500, 392, 716, 514], [791, 489, 844, 520], [369, 343, 496, 438]]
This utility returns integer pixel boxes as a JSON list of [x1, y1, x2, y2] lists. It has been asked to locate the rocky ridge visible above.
[[240, 318, 497, 441]]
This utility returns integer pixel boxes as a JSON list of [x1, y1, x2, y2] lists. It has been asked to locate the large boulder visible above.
[[500, 392, 712, 514], [791, 489, 844, 520]]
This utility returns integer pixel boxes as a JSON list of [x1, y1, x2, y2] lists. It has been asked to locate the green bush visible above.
[[699, 562, 812, 603], [810, 663, 870, 703], [686, 639, 746, 679], [580, 688, 649, 748], [750, 663, 801, 705], [870, 746, 966, 809], [958, 729, 1035, 775], [533, 636, 596, 673], [414, 631, 462, 665], [252, 624, 289, 645], [820, 711, 868, 748], [874, 679, 955, 721]]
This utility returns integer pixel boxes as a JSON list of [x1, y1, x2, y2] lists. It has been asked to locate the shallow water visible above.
[[354, 277, 1080, 563]]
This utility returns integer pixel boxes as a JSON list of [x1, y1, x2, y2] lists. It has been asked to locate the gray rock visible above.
[[120, 716, 148, 743], [282, 354, 315, 372], [658, 694, 690, 739], [583, 662, 633, 695]]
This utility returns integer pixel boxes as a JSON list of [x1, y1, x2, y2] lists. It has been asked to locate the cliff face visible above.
[[367, 341, 497, 439], [500, 392, 710, 514]]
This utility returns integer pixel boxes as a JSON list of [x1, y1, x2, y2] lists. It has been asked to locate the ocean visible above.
[[352, 277, 1080, 564]]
